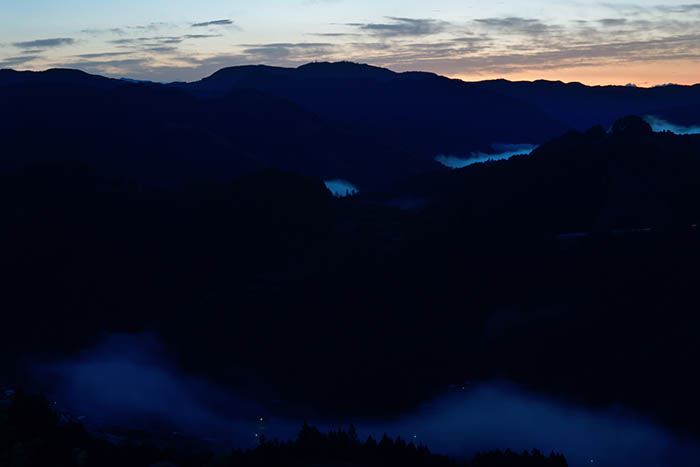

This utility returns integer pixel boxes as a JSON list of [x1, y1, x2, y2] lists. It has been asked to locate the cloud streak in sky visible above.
[[0, 55, 42, 67], [13, 38, 75, 50], [241, 42, 334, 61], [348, 17, 450, 38], [192, 19, 234, 28], [2, 2, 699, 84], [473, 17, 557, 35]]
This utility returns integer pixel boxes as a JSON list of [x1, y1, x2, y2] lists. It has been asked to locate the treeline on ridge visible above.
[[0, 388, 567, 467]]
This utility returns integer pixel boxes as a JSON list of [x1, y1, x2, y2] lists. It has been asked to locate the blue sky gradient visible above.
[[1, 1, 699, 84]]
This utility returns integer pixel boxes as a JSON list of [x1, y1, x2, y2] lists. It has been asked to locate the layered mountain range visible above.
[[2, 62, 700, 451], [2, 62, 699, 191]]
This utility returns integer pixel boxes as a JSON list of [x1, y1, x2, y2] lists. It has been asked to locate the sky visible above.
[[1, 0, 699, 85]]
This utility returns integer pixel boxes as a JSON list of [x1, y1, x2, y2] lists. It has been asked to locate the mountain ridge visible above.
[[2, 61, 699, 191]]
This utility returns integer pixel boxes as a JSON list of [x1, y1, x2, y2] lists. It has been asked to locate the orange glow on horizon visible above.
[[449, 60, 700, 87]]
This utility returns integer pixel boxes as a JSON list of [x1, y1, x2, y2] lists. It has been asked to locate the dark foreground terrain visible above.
[[1, 63, 700, 464], [0, 389, 568, 467]]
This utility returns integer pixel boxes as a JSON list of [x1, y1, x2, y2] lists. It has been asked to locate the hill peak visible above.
[[612, 115, 653, 136], [0, 67, 118, 89], [203, 64, 291, 81], [296, 61, 395, 78]]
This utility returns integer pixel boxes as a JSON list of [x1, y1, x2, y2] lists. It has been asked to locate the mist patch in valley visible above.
[[375, 383, 700, 467], [29, 333, 297, 450], [25, 333, 700, 466], [436, 143, 538, 169], [324, 179, 359, 197], [644, 116, 700, 135]]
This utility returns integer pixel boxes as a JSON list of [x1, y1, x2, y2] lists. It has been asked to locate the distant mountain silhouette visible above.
[[4, 63, 700, 444], [472, 79, 700, 130], [3, 62, 700, 190], [0, 68, 120, 89], [0, 75, 433, 190], [178, 61, 567, 158]]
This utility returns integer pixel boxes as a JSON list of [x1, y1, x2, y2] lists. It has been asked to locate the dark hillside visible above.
[[472, 79, 700, 130]]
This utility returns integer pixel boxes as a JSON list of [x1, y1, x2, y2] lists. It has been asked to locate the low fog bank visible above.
[[27, 334, 700, 465], [644, 116, 700, 135], [436, 144, 538, 169], [324, 179, 359, 197], [373, 383, 700, 467], [29, 333, 300, 450]]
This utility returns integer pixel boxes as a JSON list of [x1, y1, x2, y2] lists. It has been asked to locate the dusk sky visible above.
[[1, 0, 699, 86]]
